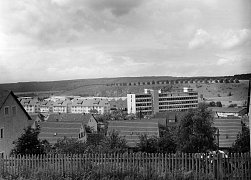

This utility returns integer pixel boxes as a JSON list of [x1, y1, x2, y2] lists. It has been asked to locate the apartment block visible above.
[[71, 98, 110, 114], [127, 87, 198, 115]]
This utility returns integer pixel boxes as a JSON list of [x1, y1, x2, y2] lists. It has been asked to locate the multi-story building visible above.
[[52, 100, 71, 113], [19, 98, 40, 113], [39, 100, 53, 113], [127, 87, 198, 115], [71, 98, 110, 114]]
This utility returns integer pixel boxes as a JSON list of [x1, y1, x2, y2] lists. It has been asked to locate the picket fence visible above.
[[0, 152, 250, 179]]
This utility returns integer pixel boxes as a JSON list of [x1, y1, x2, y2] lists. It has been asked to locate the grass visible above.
[[0, 164, 215, 180]]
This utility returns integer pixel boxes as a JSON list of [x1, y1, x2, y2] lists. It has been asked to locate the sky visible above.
[[0, 0, 250, 83]]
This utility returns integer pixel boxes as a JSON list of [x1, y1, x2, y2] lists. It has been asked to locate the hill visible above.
[[0, 74, 249, 106]]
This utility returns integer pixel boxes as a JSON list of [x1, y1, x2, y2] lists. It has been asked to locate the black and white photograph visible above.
[[0, 0, 251, 179]]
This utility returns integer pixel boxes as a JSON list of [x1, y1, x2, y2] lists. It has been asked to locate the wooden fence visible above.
[[0, 153, 250, 179]]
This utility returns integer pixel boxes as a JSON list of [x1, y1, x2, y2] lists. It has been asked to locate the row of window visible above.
[[159, 101, 198, 105], [135, 99, 152, 102], [159, 97, 198, 101], [72, 106, 104, 109], [159, 104, 197, 109], [136, 103, 152, 107], [136, 107, 152, 111], [135, 95, 152, 98], [4, 106, 16, 116]]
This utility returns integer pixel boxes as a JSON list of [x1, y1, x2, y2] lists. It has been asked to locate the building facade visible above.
[[0, 90, 32, 156], [71, 98, 110, 114], [19, 98, 40, 113], [127, 88, 198, 115]]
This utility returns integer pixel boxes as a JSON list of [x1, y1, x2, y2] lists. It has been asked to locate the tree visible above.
[[99, 131, 128, 153], [231, 123, 250, 153], [89, 109, 98, 114], [176, 103, 217, 153], [137, 134, 159, 153], [53, 137, 87, 154], [137, 127, 177, 153], [158, 126, 177, 153], [208, 101, 216, 107], [11, 126, 48, 155], [216, 101, 222, 107]]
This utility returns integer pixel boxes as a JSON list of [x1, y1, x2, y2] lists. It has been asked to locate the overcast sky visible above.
[[0, 0, 250, 83]]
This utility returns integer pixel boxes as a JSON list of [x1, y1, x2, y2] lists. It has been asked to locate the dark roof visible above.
[[209, 107, 246, 113], [29, 113, 46, 121], [213, 117, 242, 148], [0, 89, 11, 109], [37, 121, 83, 144], [0, 90, 31, 120], [155, 111, 185, 119], [47, 113, 92, 124], [107, 119, 159, 147]]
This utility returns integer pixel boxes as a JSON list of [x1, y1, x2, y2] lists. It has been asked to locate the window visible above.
[[4, 107, 9, 116], [0, 128, 3, 139], [12, 106, 16, 116], [0, 152, 4, 159]]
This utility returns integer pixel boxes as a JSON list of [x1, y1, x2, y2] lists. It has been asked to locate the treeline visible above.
[[234, 73, 251, 80]]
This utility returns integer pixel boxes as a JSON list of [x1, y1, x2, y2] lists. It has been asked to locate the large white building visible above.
[[71, 98, 110, 114], [127, 88, 198, 115]]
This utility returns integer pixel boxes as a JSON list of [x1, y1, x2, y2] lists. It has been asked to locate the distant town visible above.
[[1, 75, 250, 157]]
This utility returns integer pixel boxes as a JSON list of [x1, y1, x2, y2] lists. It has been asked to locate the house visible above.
[[0, 90, 32, 156], [19, 98, 40, 113], [209, 107, 247, 149], [71, 98, 110, 114], [46, 113, 98, 132], [213, 116, 243, 149], [209, 107, 247, 118], [40, 100, 53, 113], [36, 121, 87, 144], [52, 99, 71, 113], [29, 113, 47, 123], [150, 111, 186, 127], [107, 119, 159, 147]]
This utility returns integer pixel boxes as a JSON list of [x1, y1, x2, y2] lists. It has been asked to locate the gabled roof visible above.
[[0, 89, 10, 108], [40, 100, 53, 106], [37, 121, 83, 144], [71, 98, 109, 107], [213, 117, 242, 148], [53, 99, 71, 107], [47, 113, 93, 124], [20, 98, 40, 106], [107, 119, 159, 147], [0, 89, 32, 120]]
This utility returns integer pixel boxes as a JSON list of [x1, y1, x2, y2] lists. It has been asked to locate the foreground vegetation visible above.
[[2, 152, 250, 180]]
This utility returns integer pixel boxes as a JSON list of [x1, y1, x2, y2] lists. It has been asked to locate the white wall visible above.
[[127, 94, 136, 114]]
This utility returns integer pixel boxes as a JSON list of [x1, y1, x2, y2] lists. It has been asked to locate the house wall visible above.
[[0, 95, 30, 156]]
